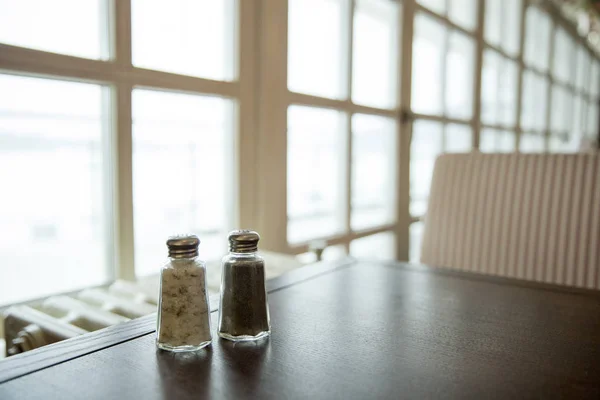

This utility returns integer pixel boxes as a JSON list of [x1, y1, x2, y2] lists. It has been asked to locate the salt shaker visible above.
[[218, 230, 270, 341], [156, 235, 212, 351]]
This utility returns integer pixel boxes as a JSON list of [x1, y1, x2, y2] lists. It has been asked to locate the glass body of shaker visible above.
[[218, 251, 270, 341], [157, 256, 212, 351]]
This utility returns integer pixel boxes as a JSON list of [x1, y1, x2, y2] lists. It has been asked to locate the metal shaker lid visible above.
[[166, 234, 200, 258], [228, 230, 260, 253]]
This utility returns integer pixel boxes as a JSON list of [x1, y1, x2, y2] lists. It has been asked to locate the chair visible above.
[[420, 153, 600, 289]]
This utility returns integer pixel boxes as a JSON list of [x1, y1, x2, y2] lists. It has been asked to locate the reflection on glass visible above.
[[288, 0, 345, 99], [480, 129, 516, 153], [552, 28, 573, 84], [0, 74, 108, 306], [521, 70, 549, 132], [132, 0, 235, 80], [446, 32, 475, 119], [351, 114, 396, 231], [524, 7, 551, 72], [287, 106, 346, 243], [132, 89, 234, 276], [409, 222, 424, 263], [448, 0, 477, 31], [0, 0, 106, 59], [412, 13, 446, 116], [519, 133, 545, 153], [350, 232, 396, 261], [445, 124, 472, 153], [410, 120, 443, 217], [352, 0, 398, 109]]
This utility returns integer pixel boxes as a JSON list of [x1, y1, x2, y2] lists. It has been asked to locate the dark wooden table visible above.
[[1, 260, 600, 399]]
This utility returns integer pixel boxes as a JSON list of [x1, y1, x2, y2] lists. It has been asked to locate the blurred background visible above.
[[0, 0, 598, 341]]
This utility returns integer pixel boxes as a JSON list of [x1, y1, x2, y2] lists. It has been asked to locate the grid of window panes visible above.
[[520, 5, 599, 153], [287, 0, 399, 260], [410, 0, 477, 262], [480, 0, 521, 154], [0, 0, 238, 304]]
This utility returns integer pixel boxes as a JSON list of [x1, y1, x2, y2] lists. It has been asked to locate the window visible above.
[[0, 74, 110, 305], [285, 0, 401, 256], [132, 90, 235, 276], [0, 0, 108, 59], [287, 106, 346, 244], [288, 0, 346, 99], [1, 0, 599, 307], [131, 0, 236, 80], [0, 0, 241, 305]]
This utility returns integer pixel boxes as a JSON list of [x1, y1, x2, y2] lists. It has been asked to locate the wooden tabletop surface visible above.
[[1, 259, 600, 399]]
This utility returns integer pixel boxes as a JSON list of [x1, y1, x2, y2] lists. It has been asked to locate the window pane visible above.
[[350, 232, 395, 261], [588, 100, 599, 136], [521, 70, 549, 132], [576, 47, 590, 92], [288, 0, 345, 99], [481, 49, 501, 126], [484, 0, 502, 47], [524, 7, 551, 72], [503, 0, 521, 56], [552, 28, 573, 84], [412, 13, 446, 115], [520, 133, 545, 153], [445, 32, 475, 119], [410, 120, 443, 217], [448, 0, 477, 31], [416, 0, 445, 14], [591, 61, 600, 99], [480, 129, 516, 153], [132, 0, 235, 80], [409, 222, 424, 263], [498, 58, 518, 127], [287, 106, 346, 243], [132, 90, 234, 276], [550, 85, 571, 133], [445, 124, 472, 153], [352, 0, 398, 109], [0, 74, 109, 305], [0, 0, 106, 59], [351, 114, 396, 231], [549, 134, 573, 153]]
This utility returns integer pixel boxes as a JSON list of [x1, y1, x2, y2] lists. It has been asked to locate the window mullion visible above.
[[514, 0, 528, 150], [112, 0, 135, 280], [472, 0, 485, 150], [397, 0, 417, 261], [343, 0, 355, 251]]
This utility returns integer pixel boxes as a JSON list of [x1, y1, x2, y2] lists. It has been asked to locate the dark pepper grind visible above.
[[218, 230, 270, 341]]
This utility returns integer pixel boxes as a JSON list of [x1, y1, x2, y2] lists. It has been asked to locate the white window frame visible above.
[[0, 0, 259, 281]]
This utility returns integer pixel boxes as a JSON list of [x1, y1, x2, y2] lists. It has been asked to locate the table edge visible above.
[[0, 258, 356, 384]]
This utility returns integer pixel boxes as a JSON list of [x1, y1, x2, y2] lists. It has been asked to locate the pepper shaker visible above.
[[156, 235, 212, 352], [218, 230, 270, 341]]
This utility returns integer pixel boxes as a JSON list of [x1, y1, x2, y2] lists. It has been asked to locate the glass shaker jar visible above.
[[156, 234, 212, 352], [218, 230, 270, 341]]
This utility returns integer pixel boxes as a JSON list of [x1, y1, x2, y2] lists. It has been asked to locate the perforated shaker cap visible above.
[[166, 234, 200, 258], [228, 230, 260, 253]]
